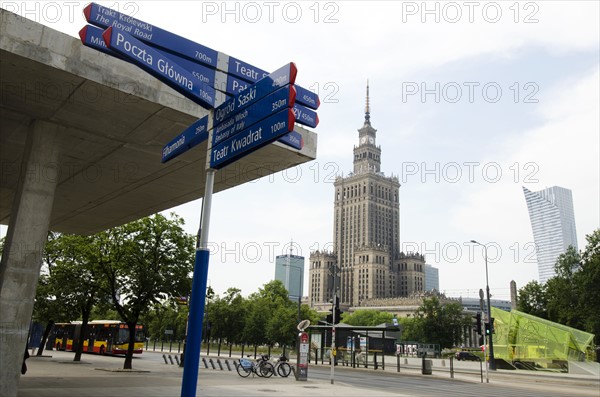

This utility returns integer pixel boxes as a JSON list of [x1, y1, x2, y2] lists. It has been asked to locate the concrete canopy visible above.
[[0, 9, 317, 235]]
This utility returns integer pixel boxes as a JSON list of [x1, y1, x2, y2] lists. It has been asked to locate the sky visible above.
[[2, 0, 599, 302]]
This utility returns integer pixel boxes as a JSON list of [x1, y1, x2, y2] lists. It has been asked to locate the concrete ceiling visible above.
[[0, 10, 317, 235]]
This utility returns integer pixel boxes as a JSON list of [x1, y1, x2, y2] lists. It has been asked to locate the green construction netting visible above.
[[491, 307, 595, 362]]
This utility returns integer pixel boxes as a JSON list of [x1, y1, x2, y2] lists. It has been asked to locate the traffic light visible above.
[[326, 296, 342, 324], [485, 318, 495, 335], [326, 313, 333, 324], [334, 307, 342, 324], [473, 312, 482, 335], [334, 295, 343, 324]]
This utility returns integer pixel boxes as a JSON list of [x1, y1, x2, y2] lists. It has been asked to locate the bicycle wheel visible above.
[[259, 361, 275, 378], [236, 361, 251, 378], [277, 362, 292, 377]]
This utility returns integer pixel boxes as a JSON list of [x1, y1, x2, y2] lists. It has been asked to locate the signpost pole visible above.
[[181, 112, 216, 396], [330, 294, 336, 384]]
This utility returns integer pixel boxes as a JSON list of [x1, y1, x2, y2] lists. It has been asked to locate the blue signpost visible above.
[[82, 6, 319, 397], [180, 66, 302, 397]]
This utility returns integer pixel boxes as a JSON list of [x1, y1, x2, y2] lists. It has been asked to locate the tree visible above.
[[546, 246, 582, 329], [266, 305, 297, 347], [575, 230, 600, 343], [30, 232, 67, 357], [517, 280, 548, 319], [45, 234, 108, 361], [31, 233, 106, 360], [410, 297, 470, 348], [341, 309, 394, 326], [94, 213, 195, 369], [143, 301, 188, 342], [219, 288, 247, 346], [518, 229, 600, 345]]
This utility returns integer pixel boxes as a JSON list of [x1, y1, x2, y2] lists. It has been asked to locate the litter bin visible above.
[[422, 359, 432, 375]]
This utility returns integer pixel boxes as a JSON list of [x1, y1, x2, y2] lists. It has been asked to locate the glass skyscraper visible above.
[[523, 186, 578, 283], [275, 253, 305, 301]]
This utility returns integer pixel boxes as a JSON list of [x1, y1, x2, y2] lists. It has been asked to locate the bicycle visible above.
[[273, 355, 292, 377], [236, 355, 275, 378]]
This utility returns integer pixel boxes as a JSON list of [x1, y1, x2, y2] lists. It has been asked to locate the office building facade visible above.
[[424, 264, 439, 292], [523, 186, 578, 283], [275, 254, 305, 301]]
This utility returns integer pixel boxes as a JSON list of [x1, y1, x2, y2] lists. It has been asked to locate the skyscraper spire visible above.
[[364, 80, 371, 125]]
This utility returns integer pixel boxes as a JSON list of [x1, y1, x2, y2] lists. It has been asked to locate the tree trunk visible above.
[[74, 312, 91, 362], [36, 321, 54, 356], [123, 321, 136, 369]]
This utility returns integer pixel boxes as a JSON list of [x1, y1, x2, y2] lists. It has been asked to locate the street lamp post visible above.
[[471, 240, 496, 371]]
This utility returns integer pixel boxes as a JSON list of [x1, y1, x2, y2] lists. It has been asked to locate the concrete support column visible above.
[[0, 120, 61, 397]]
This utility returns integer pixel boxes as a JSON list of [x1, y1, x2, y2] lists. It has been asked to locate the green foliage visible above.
[[93, 213, 195, 369], [341, 309, 394, 326], [517, 280, 548, 319], [409, 297, 470, 348], [578, 230, 600, 342], [517, 229, 600, 344], [142, 302, 188, 341], [201, 280, 320, 349], [399, 317, 419, 341], [542, 246, 583, 329], [94, 213, 195, 324]]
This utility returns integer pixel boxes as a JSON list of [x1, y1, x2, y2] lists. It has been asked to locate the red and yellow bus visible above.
[[52, 320, 145, 355]]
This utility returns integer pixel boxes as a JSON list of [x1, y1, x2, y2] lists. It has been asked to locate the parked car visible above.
[[455, 351, 480, 361]]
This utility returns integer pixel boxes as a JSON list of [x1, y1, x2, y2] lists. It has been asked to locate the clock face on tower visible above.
[[360, 136, 367, 144], [369, 136, 374, 144]]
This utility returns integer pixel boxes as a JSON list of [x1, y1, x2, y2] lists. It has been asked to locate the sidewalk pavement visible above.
[[17, 350, 402, 397], [17, 350, 600, 397]]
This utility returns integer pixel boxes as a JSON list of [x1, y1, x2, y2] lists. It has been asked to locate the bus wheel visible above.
[[99, 346, 105, 355]]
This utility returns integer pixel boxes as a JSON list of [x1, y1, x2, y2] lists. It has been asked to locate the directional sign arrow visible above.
[[102, 28, 216, 109], [84, 3, 218, 68], [292, 103, 319, 128], [278, 130, 304, 150], [210, 108, 296, 170], [162, 116, 210, 163]]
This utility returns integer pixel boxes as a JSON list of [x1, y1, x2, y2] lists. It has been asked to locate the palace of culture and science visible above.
[[309, 85, 426, 311]]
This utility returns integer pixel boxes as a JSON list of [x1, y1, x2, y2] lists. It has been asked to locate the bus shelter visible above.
[[306, 323, 401, 369]]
